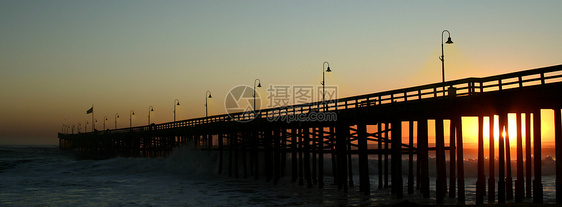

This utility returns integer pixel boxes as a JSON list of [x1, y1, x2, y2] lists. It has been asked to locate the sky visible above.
[[1, 0, 561, 145]]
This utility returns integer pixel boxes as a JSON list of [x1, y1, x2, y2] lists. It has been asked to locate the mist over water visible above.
[[0, 145, 557, 206]]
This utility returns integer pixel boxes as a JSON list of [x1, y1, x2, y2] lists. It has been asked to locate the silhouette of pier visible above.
[[59, 64, 562, 204]]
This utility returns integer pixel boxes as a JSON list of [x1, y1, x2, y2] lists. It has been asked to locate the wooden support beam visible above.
[[489, 115, 496, 203], [254, 130, 260, 180], [265, 129, 273, 182], [505, 114, 513, 201], [281, 129, 287, 178], [234, 133, 239, 179], [298, 128, 305, 186], [336, 123, 349, 193], [229, 133, 233, 177], [554, 108, 562, 203], [330, 126, 338, 186], [435, 118, 447, 203], [358, 123, 370, 195], [408, 121, 414, 194], [218, 133, 223, 174], [515, 112, 525, 202], [391, 120, 403, 198], [242, 132, 248, 179], [292, 128, 298, 183], [449, 119, 456, 198], [318, 127, 325, 189], [384, 122, 389, 188], [347, 131, 354, 188], [378, 123, 383, 189], [304, 127, 313, 188], [418, 119, 430, 198], [533, 110, 543, 203], [525, 113, 532, 198], [312, 127, 317, 186], [274, 128, 281, 185], [456, 115, 465, 203], [476, 115, 485, 204], [498, 113, 506, 203]]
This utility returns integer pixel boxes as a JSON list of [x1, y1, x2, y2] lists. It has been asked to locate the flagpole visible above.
[[91, 104, 94, 132]]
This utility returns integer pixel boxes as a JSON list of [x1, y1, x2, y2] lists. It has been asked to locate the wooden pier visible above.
[[59, 64, 562, 204]]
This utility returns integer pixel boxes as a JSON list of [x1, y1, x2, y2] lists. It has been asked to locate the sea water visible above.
[[0, 145, 557, 206]]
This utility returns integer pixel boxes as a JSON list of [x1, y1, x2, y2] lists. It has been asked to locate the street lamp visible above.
[[174, 99, 180, 122], [253, 79, 262, 114], [205, 91, 212, 117], [103, 116, 108, 131], [94, 119, 98, 131], [440, 30, 454, 94], [129, 110, 135, 128], [85, 121, 89, 132], [115, 113, 119, 129], [322, 61, 332, 111], [148, 106, 154, 124]]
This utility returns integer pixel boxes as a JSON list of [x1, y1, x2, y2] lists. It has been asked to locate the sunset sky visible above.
[[1, 1, 561, 145]]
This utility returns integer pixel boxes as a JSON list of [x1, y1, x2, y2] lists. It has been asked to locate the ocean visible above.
[[0, 145, 557, 206]]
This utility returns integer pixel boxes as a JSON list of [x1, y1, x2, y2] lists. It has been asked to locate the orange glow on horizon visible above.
[[461, 110, 556, 150]]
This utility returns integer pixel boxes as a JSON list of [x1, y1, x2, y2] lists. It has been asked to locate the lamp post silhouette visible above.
[[85, 121, 89, 132], [94, 118, 98, 131], [115, 113, 119, 129], [440, 30, 454, 95], [174, 99, 180, 122], [205, 91, 212, 117], [148, 106, 154, 124], [254, 79, 262, 114], [129, 110, 135, 128], [103, 116, 108, 130], [322, 61, 332, 111], [78, 123, 81, 133]]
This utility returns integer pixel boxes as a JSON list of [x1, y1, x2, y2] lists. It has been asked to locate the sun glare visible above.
[[463, 110, 555, 151]]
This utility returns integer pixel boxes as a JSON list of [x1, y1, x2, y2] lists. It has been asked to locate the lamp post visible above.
[[115, 113, 119, 129], [148, 106, 154, 124], [103, 116, 108, 130], [78, 123, 81, 133], [253, 79, 262, 114], [94, 118, 98, 131], [85, 121, 89, 132], [205, 91, 212, 117], [440, 30, 454, 95], [322, 61, 332, 111], [129, 110, 135, 128], [174, 99, 180, 122]]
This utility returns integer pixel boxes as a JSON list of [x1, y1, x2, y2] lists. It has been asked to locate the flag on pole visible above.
[[86, 106, 93, 114]]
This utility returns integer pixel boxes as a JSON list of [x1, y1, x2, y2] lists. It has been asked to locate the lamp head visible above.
[[208, 94, 213, 99], [117, 115, 119, 118], [257, 82, 262, 88], [176, 102, 180, 105], [326, 66, 331, 72], [446, 37, 453, 44], [132, 112, 135, 115], [151, 108, 154, 111]]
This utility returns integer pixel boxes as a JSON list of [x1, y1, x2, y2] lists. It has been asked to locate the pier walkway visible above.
[[59, 64, 562, 204]]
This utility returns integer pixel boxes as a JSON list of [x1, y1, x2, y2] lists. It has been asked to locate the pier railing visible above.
[[77, 64, 562, 135]]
